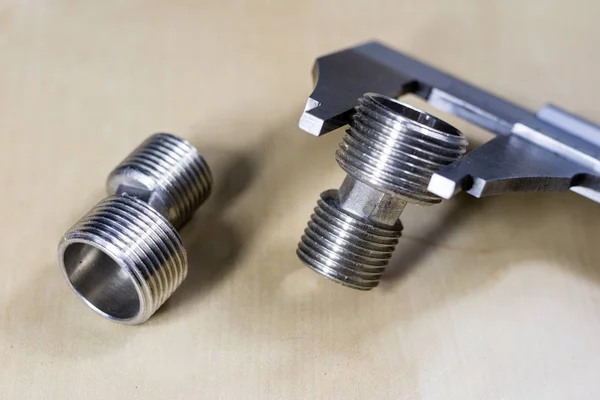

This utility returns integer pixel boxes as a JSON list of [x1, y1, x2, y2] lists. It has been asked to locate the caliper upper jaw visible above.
[[299, 41, 600, 203], [299, 42, 415, 136]]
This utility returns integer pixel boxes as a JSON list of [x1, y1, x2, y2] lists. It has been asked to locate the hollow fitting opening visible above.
[[367, 93, 462, 137], [60, 241, 142, 322]]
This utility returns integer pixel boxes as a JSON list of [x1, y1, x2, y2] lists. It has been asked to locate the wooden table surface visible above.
[[2, 1, 600, 398]]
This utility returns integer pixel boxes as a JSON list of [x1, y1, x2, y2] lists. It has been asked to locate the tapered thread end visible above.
[[107, 133, 213, 229], [297, 190, 402, 290]]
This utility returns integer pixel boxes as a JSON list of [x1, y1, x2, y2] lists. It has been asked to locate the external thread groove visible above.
[[301, 233, 389, 267], [336, 93, 468, 204], [110, 199, 186, 300], [107, 133, 213, 228], [85, 215, 165, 304], [306, 219, 395, 257], [129, 151, 194, 218], [297, 190, 402, 290], [145, 137, 213, 205], [308, 217, 397, 253], [297, 94, 468, 290], [58, 195, 187, 324], [90, 205, 175, 306]]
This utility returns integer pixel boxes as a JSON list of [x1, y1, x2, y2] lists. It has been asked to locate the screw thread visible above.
[[336, 93, 468, 204], [107, 133, 212, 229], [58, 195, 187, 324], [297, 190, 402, 290], [298, 94, 468, 290]]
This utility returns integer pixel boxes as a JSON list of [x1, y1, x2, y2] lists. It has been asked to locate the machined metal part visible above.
[[58, 133, 212, 324], [297, 93, 467, 290], [299, 41, 600, 202]]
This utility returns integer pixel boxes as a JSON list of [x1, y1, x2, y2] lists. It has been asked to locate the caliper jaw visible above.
[[299, 41, 600, 203]]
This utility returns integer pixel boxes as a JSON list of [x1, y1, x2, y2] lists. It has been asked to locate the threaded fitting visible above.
[[59, 133, 212, 323], [298, 93, 468, 290], [107, 133, 212, 229], [337, 93, 467, 204], [297, 190, 402, 290], [58, 195, 187, 324]]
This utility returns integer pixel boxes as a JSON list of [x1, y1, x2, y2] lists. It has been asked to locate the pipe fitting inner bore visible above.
[[61, 242, 142, 321]]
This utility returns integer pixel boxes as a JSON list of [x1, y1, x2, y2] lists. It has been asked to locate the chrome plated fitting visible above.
[[58, 133, 212, 324], [297, 93, 468, 290]]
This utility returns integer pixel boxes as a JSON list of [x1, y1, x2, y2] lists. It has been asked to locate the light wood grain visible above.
[[1, 1, 600, 398]]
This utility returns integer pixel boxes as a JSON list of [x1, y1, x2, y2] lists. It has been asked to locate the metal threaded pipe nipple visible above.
[[297, 93, 468, 290], [58, 133, 212, 324]]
